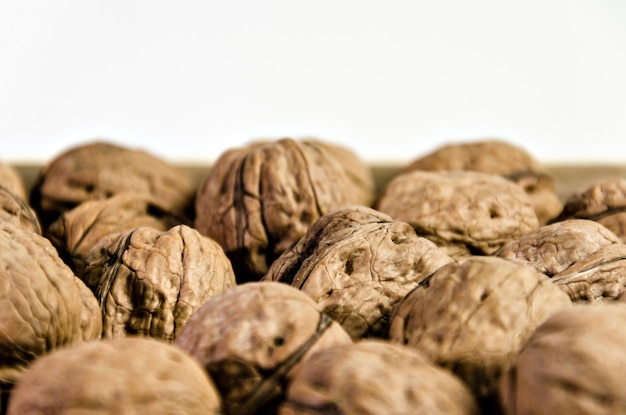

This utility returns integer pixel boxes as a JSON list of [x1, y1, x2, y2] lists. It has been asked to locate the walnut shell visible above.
[[388, 255, 572, 398], [0, 185, 41, 234], [175, 281, 353, 415], [81, 225, 236, 342], [376, 170, 540, 258], [400, 139, 562, 224], [0, 162, 27, 202], [279, 339, 479, 415], [262, 205, 454, 339], [193, 138, 375, 282], [6, 337, 222, 415], [29, 141, 196, 230], [498, 303, 626, 415]]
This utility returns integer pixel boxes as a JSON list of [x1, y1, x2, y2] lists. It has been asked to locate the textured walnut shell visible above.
[[175, 281, 353, 415], [0, 162, 27, 202], [551, 178, 626, 243], [193, 138, 375, 282], [388, 255, 572, 399], [376, 170, 540, 258], [29, 141, 196, 230], [81, 225, 236, 342], [6, 337, 222, 415], [400, 139, 562, 224], [46, 193, 189, 275], [0, 185, 41, 234], [498, 303, 626, 415], [0, 224, 102, 388], [262, 205, 454, 339], [279, 339, 479, 415]]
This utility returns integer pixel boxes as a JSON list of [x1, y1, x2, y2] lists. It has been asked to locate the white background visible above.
[[1, 0, 625, 165]]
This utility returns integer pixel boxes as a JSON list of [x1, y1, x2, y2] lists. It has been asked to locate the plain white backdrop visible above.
[[1, 0, 625, 165]]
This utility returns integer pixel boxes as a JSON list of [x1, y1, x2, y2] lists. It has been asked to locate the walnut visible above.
[[0, 161, 27, 202], [279, 339, 479, 415], [6, 337, 222, 415], [400, 139, 562, 224], [262, 205, 454, 340], [46, 193, 190, 275], [194, 138, 375, 282], [376, 170, 540, 258], [29, 141, 196, 230], [174, 281, 353, 415], [0, 185, 41, 234], [387, 255, 572, 401], [498, 303, 626, 415], [0, 223, 102, 396], [551, 178, 626, 243], [81, 224, 236, 342]]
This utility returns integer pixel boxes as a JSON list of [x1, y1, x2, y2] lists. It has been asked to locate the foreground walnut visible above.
[[194, 138, 375, 282], [0, 185, 41, 234], [551, 178, 626, 243], [81, 225, 236, 342], [175, 281, 353, 415], [262, 205, 454, 339], [279, 339, 479, 415], [498, 303, 626, 415], [0, 161, 27, 202], [388, 256, 572, 401], [376, 170, 540, 258], [46, 193, 189, 275], [400, 139, 562, 224], [6, 337, 222, 415], [29, 141, 196, 230], [0, 224, 101, 397]]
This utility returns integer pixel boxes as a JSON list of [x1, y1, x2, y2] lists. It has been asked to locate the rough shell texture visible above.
[[46, 193, 189, 275], [498, 303, 626, 415], [376, 170, 540, 258], [81, 225, 236, 342], [0, 224, 102, 386], [399, 139, 562, 224], [0, 162, 27, 202], [29, 141, 196, 230], [387, 255, 572, 398], [278, 339, 479, 415], [175, 281, 353, 415], [551, 178, 626, 243], [6, 337, 222, 415], [0, 185, 41, 234], [193, 138, 375, 282], [262, 205, 454, 340]]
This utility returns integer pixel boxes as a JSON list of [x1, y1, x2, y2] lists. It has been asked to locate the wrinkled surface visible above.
[[6, 337, 222, 415], [194, 138, 375, 282], [262, 205, 454, 339], [498, 304, 626, 415], [46, 193, 189, 275], [175, 281, 353, 415], [376, 170, 540, 258], [0, 224, 102, 386], [29, 141, 196, 230], [552, 178, 626, 243], [400, 139, 562, 224], [81, 225, 236, 342], [279, 340, 479, 415], [0, 185, 41, 234], [388, 256, 572, 397], [0, 162, 27, 202]]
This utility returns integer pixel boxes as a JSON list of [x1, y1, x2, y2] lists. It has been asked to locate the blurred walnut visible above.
[[6, 337, 222, 415], [400, 139, 562, 224], [29, 141, 196, 230], [499, 303, 626, 415], [388, 255, 572, 401], [262, 205, 453, 340], [175, 281, 353, 415], [0, 185, 41, 234], [46, 193, 189, 275], [194, 138, 375, 282], [279, 340, 479, 415], [81, 225, 236, 342], [0, 162, 27, 202], [376, 170, 540, 258]]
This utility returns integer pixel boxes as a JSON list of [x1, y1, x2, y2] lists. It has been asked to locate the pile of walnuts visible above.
[[2, 137, 626, 414]]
